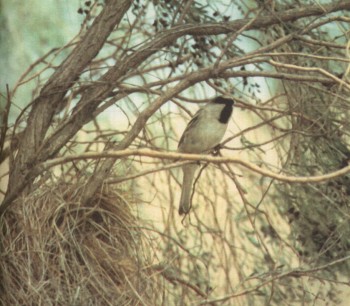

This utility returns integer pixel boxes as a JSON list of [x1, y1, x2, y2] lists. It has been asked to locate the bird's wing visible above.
[[178, 109, 202, 150]]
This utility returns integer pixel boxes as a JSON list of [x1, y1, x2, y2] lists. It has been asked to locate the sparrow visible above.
[[177, 96, 234, 215]]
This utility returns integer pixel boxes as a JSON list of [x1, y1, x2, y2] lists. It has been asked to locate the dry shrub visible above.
[[0, 177, 159, 305]]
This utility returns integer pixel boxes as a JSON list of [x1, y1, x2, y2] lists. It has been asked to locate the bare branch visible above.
[[198, 255, 350, 305], [36, 149, 350, 184]]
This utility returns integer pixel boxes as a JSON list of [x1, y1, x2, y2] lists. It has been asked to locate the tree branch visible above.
[[4, 0, 350, 209], [37, 149, 350, 184], [34, 2, 350, 163], [6, 0, 132, 195], [198, 255, 350, 305]]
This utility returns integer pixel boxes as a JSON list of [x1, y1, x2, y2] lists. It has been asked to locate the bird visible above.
[[177, 96, 235, 215]]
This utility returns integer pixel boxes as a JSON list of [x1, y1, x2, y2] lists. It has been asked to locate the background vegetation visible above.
[[1, 0, 350, 305]]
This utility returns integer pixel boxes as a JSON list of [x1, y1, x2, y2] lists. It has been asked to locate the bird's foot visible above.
[[212, 144, 222, 156]]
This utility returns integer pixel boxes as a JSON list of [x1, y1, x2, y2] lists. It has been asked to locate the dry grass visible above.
[[0, 177, 159, 305]]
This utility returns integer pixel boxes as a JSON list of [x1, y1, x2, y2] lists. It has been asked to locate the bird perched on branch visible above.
[[178, 96, 235, 215]]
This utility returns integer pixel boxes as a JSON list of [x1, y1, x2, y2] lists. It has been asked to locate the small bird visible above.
[[178, 96, 235, 215]]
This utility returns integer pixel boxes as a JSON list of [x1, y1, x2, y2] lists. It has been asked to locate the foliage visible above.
[[1, 0, 350, 305]]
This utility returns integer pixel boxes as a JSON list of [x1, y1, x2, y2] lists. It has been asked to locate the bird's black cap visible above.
[[213, 96, 235, 105]]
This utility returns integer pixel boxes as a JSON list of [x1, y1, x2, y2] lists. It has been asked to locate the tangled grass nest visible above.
[[0, 178, 159, 305]]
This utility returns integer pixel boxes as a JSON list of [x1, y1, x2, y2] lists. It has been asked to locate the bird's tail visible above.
[[179, 164, 198, 215]]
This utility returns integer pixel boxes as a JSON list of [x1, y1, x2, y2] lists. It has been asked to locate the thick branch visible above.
[[6, 0, 132, 194]]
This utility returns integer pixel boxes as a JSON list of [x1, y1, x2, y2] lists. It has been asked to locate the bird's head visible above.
[[212, 96, 235, 106]]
